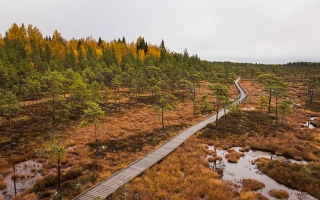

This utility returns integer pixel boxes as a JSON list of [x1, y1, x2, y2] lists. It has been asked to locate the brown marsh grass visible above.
[[1, 78, 320, 199], [225, 149, 244, 163], [0, 81, 240, 199], [107, 137, 238, 200], [242, 178, 265, 191], [0, 179, 6, 190], [239, 191, 268, 200], [268, 189, 289, 199]]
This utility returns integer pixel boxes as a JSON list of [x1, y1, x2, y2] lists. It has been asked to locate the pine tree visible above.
[[80, 101, 105, 157]]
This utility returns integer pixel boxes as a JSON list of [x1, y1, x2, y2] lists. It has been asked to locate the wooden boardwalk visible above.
[[74, 78, 247, 200]]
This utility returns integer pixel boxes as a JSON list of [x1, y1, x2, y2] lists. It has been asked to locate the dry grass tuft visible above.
[[11, 173, 19, 180], [12, 192, 39, 200], [239, 191, 268, 200], [268, 189, 289, 199], [242, 178, 265, 191], [240, 145, 250, 152], [0, 179, 6, 190], [293, 156, 303, 161], [207, 156, 223, 163], [108, 138, 238, 199], [226, 149, 244, 163]]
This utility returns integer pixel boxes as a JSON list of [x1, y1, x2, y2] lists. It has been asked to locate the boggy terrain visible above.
[[107, 79, 320, 200], [0, 81, 238, 200]]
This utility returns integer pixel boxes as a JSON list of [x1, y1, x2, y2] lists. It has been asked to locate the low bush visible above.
[[0, 179, 6, 190], [226, 149, 244, 163], [62, 168, 83, 181], [268, 189, 289, 199], [242, 178, 265, 191]]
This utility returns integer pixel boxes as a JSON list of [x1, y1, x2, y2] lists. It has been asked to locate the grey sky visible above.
[[1, 0, 320, 64]]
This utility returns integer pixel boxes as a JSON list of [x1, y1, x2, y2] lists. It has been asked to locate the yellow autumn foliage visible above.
[[138, 49, 145, 61], [147, 44, 160, 58]]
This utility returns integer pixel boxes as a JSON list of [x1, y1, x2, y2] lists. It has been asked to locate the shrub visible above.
[[81, 163, 103, 171], [268, 189, 289, 199], [62, 168, 83, 181], [0, 179, 6, 190], [242, 178, 265, 191], [32, 174, 57, 192], [226, 149, 244, 163]]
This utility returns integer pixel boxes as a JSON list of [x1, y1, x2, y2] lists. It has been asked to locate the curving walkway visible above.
[[74, 78, 247, 200]]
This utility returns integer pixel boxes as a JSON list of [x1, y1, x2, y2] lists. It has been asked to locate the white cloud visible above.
[[0, 0, 319, 64]]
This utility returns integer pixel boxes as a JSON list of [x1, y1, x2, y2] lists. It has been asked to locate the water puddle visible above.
[[310, 117, 318, 121], [0, 160, 43, 200], [301, 122, 316, 129], [300, 117, 318, 129], [207, 146, 316, 200], [242, 107, 255, 111], [67, 145, 76, 151]]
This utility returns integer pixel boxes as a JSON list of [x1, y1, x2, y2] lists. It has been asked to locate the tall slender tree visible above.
[[42, 70, 65, 132], [210, 83, 229, 128], [81, 101, 105, 157], [70, 74, 88, 119], [46, 137, 66, 199], [0, 92, 21, 149], [155, 94, 176, 135]]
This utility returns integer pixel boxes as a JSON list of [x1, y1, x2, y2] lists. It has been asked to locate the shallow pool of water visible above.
[[0, 160, 43, 200], [301, 122, 316, 129], [207, 146, 316, 200], [310, 117, 318, 121], [300, 116, 318, 129]]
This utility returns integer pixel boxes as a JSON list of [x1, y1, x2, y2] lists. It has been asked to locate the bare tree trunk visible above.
[[216, 100, 219, 128], [309, 87, 314, 107], [268, 89, 272, 113], [58, 158, 61, 196], [161, 105, 165, 135], [13, 163, 17, 196], [193, 88, 196, 117], [52, 95, 55, 133], [275, 95, 278, 130], [95, 124, 98, 157], [9, 116, 13, 150], [77, 106, 80, 120]]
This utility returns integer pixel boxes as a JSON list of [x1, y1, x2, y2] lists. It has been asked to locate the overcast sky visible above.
[[1, 0, 320, 64]]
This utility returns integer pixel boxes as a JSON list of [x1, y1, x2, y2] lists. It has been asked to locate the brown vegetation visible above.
[[107, 137, 238, 200], [0, 81, 239, 199], [256, 159, 320, 198], [1, 76, 320, 199], [197, 79, 320, 199], [225, 149, 244, 163], [242, 179, 265, 191], [239, 191, 268, 200], [0, 179, 6, 190], [268, 189, 289, 199]]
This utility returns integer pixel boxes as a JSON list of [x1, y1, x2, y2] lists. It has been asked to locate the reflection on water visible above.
[[207, 146, 316, 200], [310, 117, 318, 121], [300, 116, 318, 129], [0, 160, 43, 200], [301, 122, 316, 129]]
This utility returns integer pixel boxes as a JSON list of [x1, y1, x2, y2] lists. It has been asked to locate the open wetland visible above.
[[0, 160, 43, 200], [207, 145, 316, 200]]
